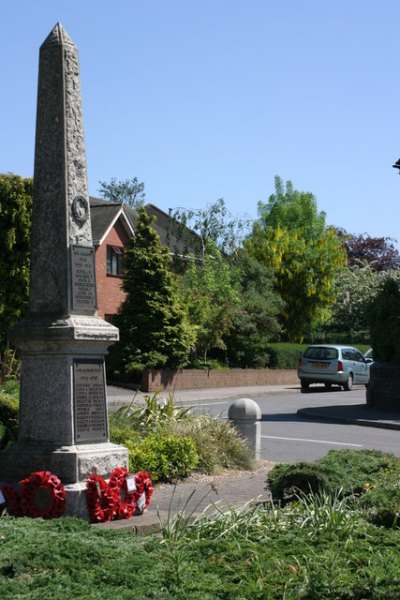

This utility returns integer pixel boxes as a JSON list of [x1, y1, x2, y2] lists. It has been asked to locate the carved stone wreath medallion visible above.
[[72, 195, 89, 223]]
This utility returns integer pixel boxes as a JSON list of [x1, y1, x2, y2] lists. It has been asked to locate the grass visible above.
[[2, 449, 400, 598], [2, 496, 400, 599]]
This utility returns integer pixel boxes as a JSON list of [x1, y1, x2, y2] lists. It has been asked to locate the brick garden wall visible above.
[[141, 368, 298, 392]]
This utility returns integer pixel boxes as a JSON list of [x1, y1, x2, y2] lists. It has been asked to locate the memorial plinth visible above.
[[0, 23, 128, 519]]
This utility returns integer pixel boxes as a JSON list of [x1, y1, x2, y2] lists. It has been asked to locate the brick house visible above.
[[89, 198, 198, 319]]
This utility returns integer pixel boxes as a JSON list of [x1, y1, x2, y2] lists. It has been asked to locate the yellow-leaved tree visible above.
[[245, 176, 347, 342]]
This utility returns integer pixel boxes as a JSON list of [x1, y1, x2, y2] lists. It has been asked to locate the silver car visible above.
[[297, 345, 370, 392]]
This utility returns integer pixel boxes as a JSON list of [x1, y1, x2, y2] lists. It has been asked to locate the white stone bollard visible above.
[[228, 398, 262, 460]]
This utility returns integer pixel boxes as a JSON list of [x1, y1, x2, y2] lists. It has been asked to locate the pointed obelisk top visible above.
[[30, 20, 95, 316], [41, 22, 75, 48]]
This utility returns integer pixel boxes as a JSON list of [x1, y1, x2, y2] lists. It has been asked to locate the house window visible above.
[[107, 245, 124, 276]]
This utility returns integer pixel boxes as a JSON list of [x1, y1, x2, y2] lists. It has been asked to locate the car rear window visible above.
[[303, 347, 338, 360]]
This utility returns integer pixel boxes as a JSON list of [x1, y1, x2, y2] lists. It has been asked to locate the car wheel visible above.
[[343, 374, 353, 391], [324, 383, 332, 390], [301, 381, 309, 393]]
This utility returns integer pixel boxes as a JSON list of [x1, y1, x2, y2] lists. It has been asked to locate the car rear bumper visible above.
[[297, 369, 348, 385]]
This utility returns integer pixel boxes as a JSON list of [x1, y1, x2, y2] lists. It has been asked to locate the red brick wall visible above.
[[95, 220, 130, 319], [142, 368, 299, 392]]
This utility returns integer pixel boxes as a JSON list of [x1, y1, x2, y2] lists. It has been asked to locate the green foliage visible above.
[[317, 449, 400, 495], [182, 241, 241, 362], [265, 342, 307, 368], [267, 461, 340, 502], [158, 414, 254, 473], [325, 263, 385, 344], [0, 174, 32, 353], [0, 377, 19, 398], [98, 176, 145, 207], [0, 348, 20, 384], [367, 277, 400, 362], [0, 392, 19, 449], [108, 207, 195, 377], [170, 197, 251, 257], [109, 392, 192, 435], [245, 176, 347, 342], [268, 449, 400, 504], [5, 491, 400, 599], [225, 250, 283, 367], [126, 434, 199, 482], [109, 392, 253, 479], [359, 485, 400, 528]]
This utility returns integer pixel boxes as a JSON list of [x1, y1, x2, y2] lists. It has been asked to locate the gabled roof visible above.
[[89, 197, 200, 255], [89, 197, 134, 245]]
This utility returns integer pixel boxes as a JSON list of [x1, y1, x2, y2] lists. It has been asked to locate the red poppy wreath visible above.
[[133, 470, 154, 514], [0, 484, 21, 517], [86, 474, 117, 523], [19, 471, 66, 519], [108, 467, 137, 520]]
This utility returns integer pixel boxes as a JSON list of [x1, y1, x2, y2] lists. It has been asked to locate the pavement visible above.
[[95, 383, 400, 535]]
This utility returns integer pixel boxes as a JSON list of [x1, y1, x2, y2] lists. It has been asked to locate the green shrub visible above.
[[359, 485, 400, 528], [267, 450, 400, 505], [317, 449, 400, 495], [265, 343, 307, 369], [367, 278, 400, 362], [109, 420, 142, 446], [0, 377, 19, 397], [267, 461, 340, 502], [126, 434, 199, 482], [0, 348, 21, 384], [157, 414, 254, 473], [0, 392, 19, 448]]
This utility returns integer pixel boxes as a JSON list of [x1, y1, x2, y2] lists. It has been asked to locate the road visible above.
[[107, 385, 400, 464]]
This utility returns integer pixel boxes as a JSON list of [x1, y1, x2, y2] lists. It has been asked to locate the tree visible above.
[[181, 240, 241, 363], [245, 176, 347, 342], [323, 264, 385, 344], [98, 177, 145, 207], [225, 250, 283, 367], [367, 277, 400, 362], [169, 198, 251, 257], [0, 174, 33, 353], [337, 230, 400, 271], [107, 207, 194, 377]]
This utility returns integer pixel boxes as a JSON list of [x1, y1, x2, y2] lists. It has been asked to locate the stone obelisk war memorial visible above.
[[0, 23, 128, 518]]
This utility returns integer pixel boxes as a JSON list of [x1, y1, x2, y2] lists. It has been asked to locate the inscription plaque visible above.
[[73, 359, 108, 442], [71, 245, 97, 311]]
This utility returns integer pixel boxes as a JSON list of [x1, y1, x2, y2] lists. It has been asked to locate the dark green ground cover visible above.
[[2, 504, 400, 599]]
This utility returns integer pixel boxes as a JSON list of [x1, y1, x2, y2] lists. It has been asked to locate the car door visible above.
[[352, 349, 369, 384]]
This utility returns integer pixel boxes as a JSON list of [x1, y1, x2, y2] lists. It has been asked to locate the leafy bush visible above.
[[267, 461, 340, 502], [157, 414, 254, 473], [367, 277, 400, 362], [317, 449, 400, 495], [0, 348, 20, 384], [359, 485, 400, 528], [126, 434, 199, 482], [265, 343, 307, 369], [267, 449, 400, 505], [0, 392, 19, 449]]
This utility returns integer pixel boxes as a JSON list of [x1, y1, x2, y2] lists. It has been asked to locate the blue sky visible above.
[[1, 1, 400, 243]]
